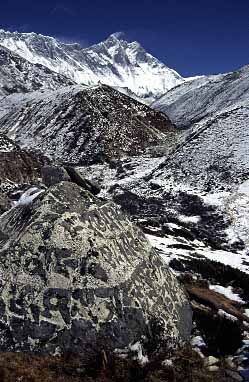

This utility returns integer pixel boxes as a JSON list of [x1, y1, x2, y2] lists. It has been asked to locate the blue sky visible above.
[[1, 0, 249, 76]]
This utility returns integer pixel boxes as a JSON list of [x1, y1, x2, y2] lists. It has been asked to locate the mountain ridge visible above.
[[0, 29, 185, 101]]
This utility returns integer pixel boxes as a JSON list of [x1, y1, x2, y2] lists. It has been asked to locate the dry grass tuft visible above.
[[0, 347, 231, 382]]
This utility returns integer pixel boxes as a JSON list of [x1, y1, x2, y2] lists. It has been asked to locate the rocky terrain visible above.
[[75, 64, 249, 380], [0, 84, 178, 164], [0, 27, 249, 381], [0, 133, 48, 206]]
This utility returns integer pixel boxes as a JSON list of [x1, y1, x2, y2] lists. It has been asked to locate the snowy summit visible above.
[[0, 29, 184, 101]]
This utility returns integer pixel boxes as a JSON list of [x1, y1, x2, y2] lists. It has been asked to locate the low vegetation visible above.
[[0, 347, 231, 382]]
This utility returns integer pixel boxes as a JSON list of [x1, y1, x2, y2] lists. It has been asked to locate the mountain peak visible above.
[[105, 32, 142, 48], [108, 31, 127, 41]]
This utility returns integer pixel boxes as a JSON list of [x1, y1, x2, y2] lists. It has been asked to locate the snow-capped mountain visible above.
[[0, 44, 74, 96], [0, 30, 184, 100]]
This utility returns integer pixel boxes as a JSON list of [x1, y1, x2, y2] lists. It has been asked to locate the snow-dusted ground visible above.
[[16, 187, 44, 206], [77, 147, 249, 278], [0, 133, 17, 152], [0, 84, 176, 165], [146, 232, 249, 274]]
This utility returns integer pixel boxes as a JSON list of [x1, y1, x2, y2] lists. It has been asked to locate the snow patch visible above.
[[218, 309, 238, 322], [191, 336, 206, 348], [178, 215, 201, 224], [17, 187, 44, 206], [209, 285, 245, 304]]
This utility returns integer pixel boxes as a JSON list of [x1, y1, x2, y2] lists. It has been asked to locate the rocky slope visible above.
[[0, 180, 191, 359], [0, 134, 47, 194], [149, 64, 249, 193], [151, 65, 249, 128], [0, 30, 184, 101], [76, 132, 249, 369], [149, 106, 249, 191], [0, 84, 178, 165], [0, 44, 74, 96]]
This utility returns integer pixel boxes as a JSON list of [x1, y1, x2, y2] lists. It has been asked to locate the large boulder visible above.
[[65, 166, 101, 195], [0, 182, 192, 360]]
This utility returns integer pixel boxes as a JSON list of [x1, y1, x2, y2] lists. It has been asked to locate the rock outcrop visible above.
[[41, 165, 71, 187], [41, 165, 101, 196], [0, 181, 192, 360]]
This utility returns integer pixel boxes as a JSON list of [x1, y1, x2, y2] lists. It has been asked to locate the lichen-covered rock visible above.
[[0, 181, 192, 360]]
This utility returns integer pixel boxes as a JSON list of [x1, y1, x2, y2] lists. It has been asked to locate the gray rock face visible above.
[[0, 181, 191, 359], [0, 134, 48, 193]]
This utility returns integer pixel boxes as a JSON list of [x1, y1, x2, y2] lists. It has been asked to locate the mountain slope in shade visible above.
[[0, 84, 177, 165], [0, 44, 74, 96], [0, 30, 184, 100], [151, 65, 249, 128]]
